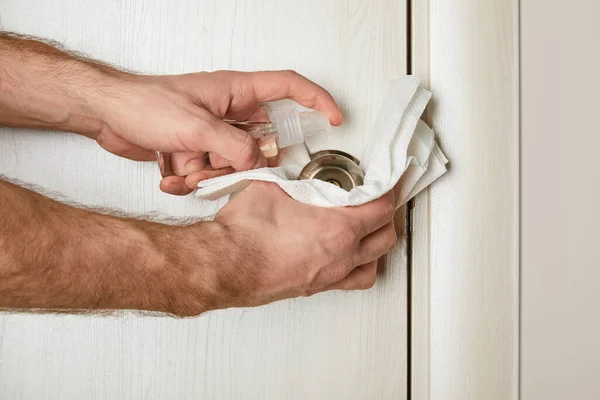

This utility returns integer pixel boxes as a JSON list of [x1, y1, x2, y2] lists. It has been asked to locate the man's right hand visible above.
[[91, 70, 343, 196], [166, 182, 398, 316], [0, 34, 342, 196]]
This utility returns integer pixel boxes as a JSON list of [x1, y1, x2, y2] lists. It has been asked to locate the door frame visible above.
[[409, 1, 520, 398]]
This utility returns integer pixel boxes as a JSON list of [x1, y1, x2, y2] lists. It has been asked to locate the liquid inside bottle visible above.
[[224, 106, 280, 158]]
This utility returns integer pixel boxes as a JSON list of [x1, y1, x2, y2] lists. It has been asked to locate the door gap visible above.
[[406, 1, 414, 399]]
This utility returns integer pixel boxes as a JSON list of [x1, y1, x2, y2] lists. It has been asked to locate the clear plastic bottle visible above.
[[156, 102, 331, 176]]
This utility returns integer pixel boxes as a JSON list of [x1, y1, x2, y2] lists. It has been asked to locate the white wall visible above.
[[521, 0, 600, 398]]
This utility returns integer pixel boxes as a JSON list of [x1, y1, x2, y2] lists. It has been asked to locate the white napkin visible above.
[[195, 76, 448, 210]]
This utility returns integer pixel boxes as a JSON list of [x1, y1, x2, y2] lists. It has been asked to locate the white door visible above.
[[0, 1, 408, 399]]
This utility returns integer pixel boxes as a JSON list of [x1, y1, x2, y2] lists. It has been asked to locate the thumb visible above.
[[199, 114, 267, 171]]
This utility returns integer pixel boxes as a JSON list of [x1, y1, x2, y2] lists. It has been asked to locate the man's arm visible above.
[[0, 32, 114, 137], [0, 32, 217, 314], [0, 32, 343, 195], [0, 178, 219, 314], [0, 177, 397, 316], [0, 33, 397, 315]]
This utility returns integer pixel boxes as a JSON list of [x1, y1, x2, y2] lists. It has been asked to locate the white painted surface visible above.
[[409, 1, 432, 398], [521, 1, 600, 398], [0, 1, 408, 399], [410, 0, 520, 399]]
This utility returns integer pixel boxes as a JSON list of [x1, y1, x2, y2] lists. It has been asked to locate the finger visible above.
[[185, 167, 236, 189], [189, 113, 268, 172], [170, 152, 211, 176], [243, 70, 343, 126], [129, 149, 157, 162], [325, 261, 378, 291], [208, 153, 230, 169], [353, 221, 397, 266], [96, 134, 156, 161], [266, 153, 280, 167], [257, 136, 279, 159], [224, 106, 269, 125], [339, 191, 396, 238], [160, 176, 194, 196]]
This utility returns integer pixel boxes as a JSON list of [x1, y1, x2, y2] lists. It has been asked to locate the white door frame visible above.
[[410, 1, 520, 398]]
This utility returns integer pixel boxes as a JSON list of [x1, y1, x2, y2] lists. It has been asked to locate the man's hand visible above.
[[0, 33, 343, 195], [0, 32, 398, 316], [0, 180, 396, 316], [168, 182, 397, 314], [213, 182, 397, 307], [96, 70, 343, 195]]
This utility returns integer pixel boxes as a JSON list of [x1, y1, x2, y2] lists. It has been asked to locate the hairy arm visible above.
[[0, 32, 344, 194], [0, 33, 396, 314], [0, 32, 119, 137], [0, 178, 220, 315], [0, 34, 222, 314]]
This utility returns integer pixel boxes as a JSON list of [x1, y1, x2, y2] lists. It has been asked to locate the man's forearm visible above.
[[0, 33, 230, 315], [0, 178, 220, 315], [0, 32, 120, 136]]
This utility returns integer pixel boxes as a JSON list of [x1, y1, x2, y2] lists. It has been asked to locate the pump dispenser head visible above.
[[268, 107, 331, 147]]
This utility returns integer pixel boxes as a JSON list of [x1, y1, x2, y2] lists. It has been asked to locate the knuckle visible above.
[[386, 228, 398, 252], [247, 180, 271, 191], [342, 216, 361, 240], [336, 223, 360, 251], [362, 273, 377, 289], [356, 262, 378, 290], [329, 262, 351, 283], [247, 181, 283, 199], [303, 286, 321, 298], [211, 70, 230, 80], [301, 276, 321, 298], [185, 71, 209, 82], [236, 134, 260, 169], [357, 218, 370, 238], [320, 215, 359, 251], [300, 265, 317, 288], [382, 201, 395, 222], [305, 261, 346, 292]]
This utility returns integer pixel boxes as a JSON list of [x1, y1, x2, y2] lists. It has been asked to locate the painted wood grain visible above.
[[410, 0, 520, 399], [0, 1, 408, 399]]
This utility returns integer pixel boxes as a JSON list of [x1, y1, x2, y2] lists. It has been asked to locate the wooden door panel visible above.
[[0, 1, 408, 399]]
